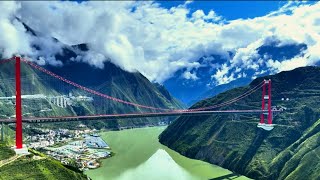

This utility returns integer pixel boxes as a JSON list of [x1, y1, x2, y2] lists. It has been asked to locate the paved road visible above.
[[0, 155, 22, 168]]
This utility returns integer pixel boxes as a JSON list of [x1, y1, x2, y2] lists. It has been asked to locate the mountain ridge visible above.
[[0, 20, 185, 129], [159, 66, 320, 180]]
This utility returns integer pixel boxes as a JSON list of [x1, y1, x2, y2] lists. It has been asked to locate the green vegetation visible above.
[[270, 119, 320, 180], [0, 142, 15, 161], [0, 57, 184, 131], [0, 157, 87, 180], [0, 25, 185, 179], [0, 48, 184, 179], [28, 148, 47, 157], [160, 66, 320, 180], [0, 146, 87, 180]]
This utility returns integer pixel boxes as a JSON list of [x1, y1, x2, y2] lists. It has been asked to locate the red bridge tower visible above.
[[258, 79, 274, 131], [14, 56, 28, 154]]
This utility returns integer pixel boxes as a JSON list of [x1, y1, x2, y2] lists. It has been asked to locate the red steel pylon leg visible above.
[[15, 56, 23, 149], [267, 80, 272, 124], [260, 81, 266, 124]]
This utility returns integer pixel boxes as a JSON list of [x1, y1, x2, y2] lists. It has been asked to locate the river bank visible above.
[[85, 126, 249, 180]]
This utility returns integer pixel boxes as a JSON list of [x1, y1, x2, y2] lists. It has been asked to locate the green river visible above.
[[86, 126, 249, 180]]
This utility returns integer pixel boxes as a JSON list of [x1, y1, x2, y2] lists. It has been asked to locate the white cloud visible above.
[[182, 71, 199, 80], [0, 1, 32, 58], [191, 10, 221, 22], [212, 63, 235, 85], [0, 1, 319, 85], [266, 56, 308, 72], [210, 2, 320, 85]]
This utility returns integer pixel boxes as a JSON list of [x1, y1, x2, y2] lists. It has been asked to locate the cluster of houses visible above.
[[44, 141, 110, 170], [27, 125, 96, 149], [26, 124, 111, 170]]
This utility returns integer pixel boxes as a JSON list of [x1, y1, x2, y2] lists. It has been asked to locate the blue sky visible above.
[[158, 1, 287, 19], [73, 0, 296, 20], [2, 1, 320, 103], [72, 0, 317, 21], [1, 0, 319, 105]]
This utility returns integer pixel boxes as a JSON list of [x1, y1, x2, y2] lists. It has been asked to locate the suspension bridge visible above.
[[0, 56, 283, 153]]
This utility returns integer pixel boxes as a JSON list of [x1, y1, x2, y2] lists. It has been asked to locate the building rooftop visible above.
[[85, 135, 109, 148]]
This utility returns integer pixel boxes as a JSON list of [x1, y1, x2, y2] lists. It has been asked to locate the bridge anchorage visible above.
[[0, 56, 284, 153]]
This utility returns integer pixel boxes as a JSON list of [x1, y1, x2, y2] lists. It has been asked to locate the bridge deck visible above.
[[0, 110, 281, 124]]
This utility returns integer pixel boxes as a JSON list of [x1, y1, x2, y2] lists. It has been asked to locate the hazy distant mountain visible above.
[[164, 42, 308, 105], [188, 78, 251, 106]]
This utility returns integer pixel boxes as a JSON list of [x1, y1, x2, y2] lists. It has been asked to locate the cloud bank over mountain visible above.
[[0, 1, 319, 85]]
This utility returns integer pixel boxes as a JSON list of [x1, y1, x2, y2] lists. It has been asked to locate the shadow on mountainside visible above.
[[236, 129, 270, 174], [209, 172, 241, 180]]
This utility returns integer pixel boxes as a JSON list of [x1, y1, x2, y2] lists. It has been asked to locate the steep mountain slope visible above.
[[270, 119, 320, 180], [0, 53, 184, 129], [0, 157, 87, 180], [0, 20, 184, 129], [0, 142, 15, 161], [159, 66, 320, 180]]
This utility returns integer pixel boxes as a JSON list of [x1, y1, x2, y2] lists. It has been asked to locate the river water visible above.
[[86, 126, 249, 180]]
